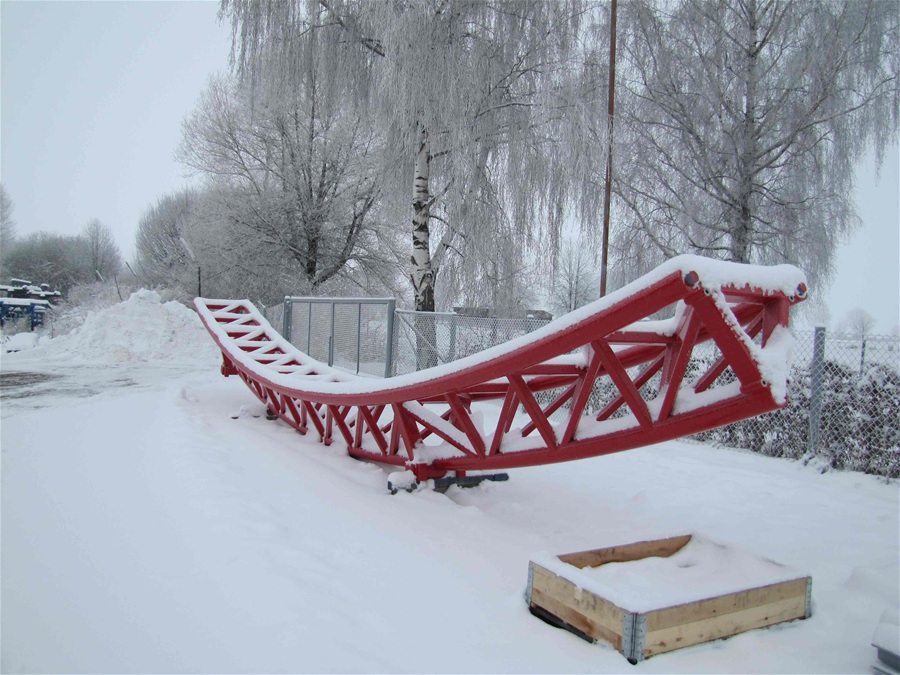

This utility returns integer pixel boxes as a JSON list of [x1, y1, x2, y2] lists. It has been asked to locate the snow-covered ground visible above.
[[2, 292, 898, 673]]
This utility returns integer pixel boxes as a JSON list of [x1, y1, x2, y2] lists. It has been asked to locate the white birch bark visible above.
[[410, 125, 435, 313], [410, 125, 439, 369], [219, 0, 600, 314], [732, 0, 760, 264]]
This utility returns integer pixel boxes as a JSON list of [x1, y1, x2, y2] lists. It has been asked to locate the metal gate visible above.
[[282, 297, 395, 378]]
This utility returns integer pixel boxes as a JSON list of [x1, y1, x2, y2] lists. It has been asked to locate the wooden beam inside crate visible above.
[[557, 534, 692, 569]]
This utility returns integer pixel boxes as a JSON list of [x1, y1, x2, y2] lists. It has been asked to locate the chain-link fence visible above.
[[278, 297, 395, 378], [260, 302, 284, 334], [391, 310, 551, 375], [269, 296, 899, 479], [695, 329, 900, 478], [390, 316, 899, 478]]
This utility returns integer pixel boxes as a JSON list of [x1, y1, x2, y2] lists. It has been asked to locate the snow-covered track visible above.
[[195, 256, 806, 482]]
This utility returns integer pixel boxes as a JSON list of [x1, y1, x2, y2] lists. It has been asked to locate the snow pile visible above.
[[6, 289, 220, 366], [2, 332, 41, 353]]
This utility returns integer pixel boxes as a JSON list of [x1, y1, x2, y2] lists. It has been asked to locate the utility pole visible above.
[[180, 236, 201, 298], [600, 0, 618, 298]]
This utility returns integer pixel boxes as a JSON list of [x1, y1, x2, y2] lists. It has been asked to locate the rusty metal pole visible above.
[[600, 0, 618, 298]]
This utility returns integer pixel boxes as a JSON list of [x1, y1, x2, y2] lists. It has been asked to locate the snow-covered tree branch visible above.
[[613, 0, 899, 290]]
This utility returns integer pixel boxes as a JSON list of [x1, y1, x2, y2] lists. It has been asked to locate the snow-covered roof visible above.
[[1, 298, 52, 307]]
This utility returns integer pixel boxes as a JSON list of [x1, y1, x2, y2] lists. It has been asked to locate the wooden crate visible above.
[[526, 534, 811, 663]]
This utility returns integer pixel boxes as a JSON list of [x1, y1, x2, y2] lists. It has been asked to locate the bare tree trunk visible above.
[[411, 125, 438, 369], [411, 125, 435, 312], [731, 0, 759, 264]]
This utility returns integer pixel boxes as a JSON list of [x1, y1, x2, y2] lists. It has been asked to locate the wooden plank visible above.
[[530, 588, 622, 649], [646, 577, 809, 632], [531, 565, 625, 635], [642, 594, 808, 658], [558, 535, 692, 569]]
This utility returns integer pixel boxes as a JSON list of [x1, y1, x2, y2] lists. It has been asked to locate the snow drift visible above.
[[3, 289, 219, 366]]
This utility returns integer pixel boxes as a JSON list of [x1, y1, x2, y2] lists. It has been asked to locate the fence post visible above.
[[328, 300, 336, 367], [449, 313, 458, 362], [356, 303, 362, 375], [282, 297, 292, 342], [385, 300, 396, 378], [808, 326, 826, 455], [307, 302, 313, 354], [859, 336, 867, 377]]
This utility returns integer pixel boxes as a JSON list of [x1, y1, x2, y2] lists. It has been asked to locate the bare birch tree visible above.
[[218, 0, 606, 314], [81, 219, 122, 281], [840, 307, 878, 375], [612, 0, 899, 290], [839, 307, 877, 340], [179, 64, 384, 294], [548, 238, 600, 315], [134, 188, 203, 292], [4, 232, 88, 293], [438, 227, 539, 318]]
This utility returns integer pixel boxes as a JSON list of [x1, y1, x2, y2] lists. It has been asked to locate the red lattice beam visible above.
[[196, 256, 806, 483]]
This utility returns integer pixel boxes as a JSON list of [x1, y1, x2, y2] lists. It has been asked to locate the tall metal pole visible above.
[[600, 0, 618, 298]]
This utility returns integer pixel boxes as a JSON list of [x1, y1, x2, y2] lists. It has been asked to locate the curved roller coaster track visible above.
[[196, 256, 806, 489]]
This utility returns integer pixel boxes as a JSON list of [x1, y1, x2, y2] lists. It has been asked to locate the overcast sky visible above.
[[1, 1, 898, 332], [1, 0, 230, 255], [827, 148, 899, 334]]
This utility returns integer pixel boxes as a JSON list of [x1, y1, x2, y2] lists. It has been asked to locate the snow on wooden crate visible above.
[[525, 534, 811, 663]]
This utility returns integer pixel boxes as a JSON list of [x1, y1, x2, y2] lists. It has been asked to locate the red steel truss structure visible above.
[[195, 257, 806, 483]]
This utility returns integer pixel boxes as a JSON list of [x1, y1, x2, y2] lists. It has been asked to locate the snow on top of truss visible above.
[[675, 255, 805, 296], [197, 255, 806, 397]]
